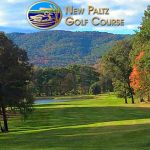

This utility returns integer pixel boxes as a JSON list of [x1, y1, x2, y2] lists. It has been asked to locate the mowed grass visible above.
[[0, 94, 150, 150]]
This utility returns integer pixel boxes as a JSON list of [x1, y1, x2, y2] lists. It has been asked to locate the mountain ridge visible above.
[[7, 30, 131, 67]]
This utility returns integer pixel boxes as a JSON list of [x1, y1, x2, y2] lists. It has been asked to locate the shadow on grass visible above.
[[8, 106, 150, 134], [1, 122, 150, 150], [1, 106, 150, 149]]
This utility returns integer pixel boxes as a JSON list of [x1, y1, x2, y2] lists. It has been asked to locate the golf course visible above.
[[0, 94, 150, 150]]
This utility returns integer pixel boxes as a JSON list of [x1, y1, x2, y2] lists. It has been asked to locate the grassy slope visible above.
[[0, 94, 150, 150]]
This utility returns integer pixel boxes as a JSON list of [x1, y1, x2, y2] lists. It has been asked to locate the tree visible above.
[[102, 40, 135, 104], [78, 66, 100, 94], [130, 6, 150, 101], [0, 32, 33, 132], [33, 65, 100, 96], [113, 80, 130, 104], [89, 82, 101, 95], [94, 61, 113, 93]]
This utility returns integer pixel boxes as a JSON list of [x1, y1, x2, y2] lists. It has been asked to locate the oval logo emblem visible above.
[[27, 1, 62, 30]]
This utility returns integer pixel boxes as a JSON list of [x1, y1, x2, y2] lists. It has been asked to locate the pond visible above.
[[34, 99, 67, 104]]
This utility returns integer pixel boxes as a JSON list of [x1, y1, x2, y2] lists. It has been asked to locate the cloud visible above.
[[6, 0, 26, 4], [126, 24, 139, 29]]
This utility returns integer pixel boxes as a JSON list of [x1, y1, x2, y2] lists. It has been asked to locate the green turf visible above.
[[0, 94, 150, 150]]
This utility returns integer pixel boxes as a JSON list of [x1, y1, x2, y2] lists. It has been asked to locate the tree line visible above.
[[99, 6, 150, 103], [33, 65, 102, 96]]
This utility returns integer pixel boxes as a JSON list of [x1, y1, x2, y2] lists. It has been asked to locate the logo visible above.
[[27, 1, 62, 30]]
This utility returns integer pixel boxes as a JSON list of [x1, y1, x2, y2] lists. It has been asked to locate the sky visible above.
[[0, 0, 149, 34]]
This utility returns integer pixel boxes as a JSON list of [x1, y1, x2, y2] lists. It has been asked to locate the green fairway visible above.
[[0, 94, 150, 150]]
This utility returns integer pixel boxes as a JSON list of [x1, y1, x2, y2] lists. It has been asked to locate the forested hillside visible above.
[[7, 31, 129, 67]]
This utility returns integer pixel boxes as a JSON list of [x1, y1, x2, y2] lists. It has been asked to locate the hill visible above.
[[7, 30, 130, 67]]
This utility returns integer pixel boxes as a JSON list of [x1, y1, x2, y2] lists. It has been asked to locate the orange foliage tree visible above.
[[129, 51, 144, 91]]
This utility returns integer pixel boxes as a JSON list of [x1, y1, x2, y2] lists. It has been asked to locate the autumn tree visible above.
[[130, 6, 150, 101]]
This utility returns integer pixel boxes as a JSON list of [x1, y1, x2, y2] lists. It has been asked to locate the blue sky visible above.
[[30, 2, 58, 10], [0, 0, 149, 34]]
